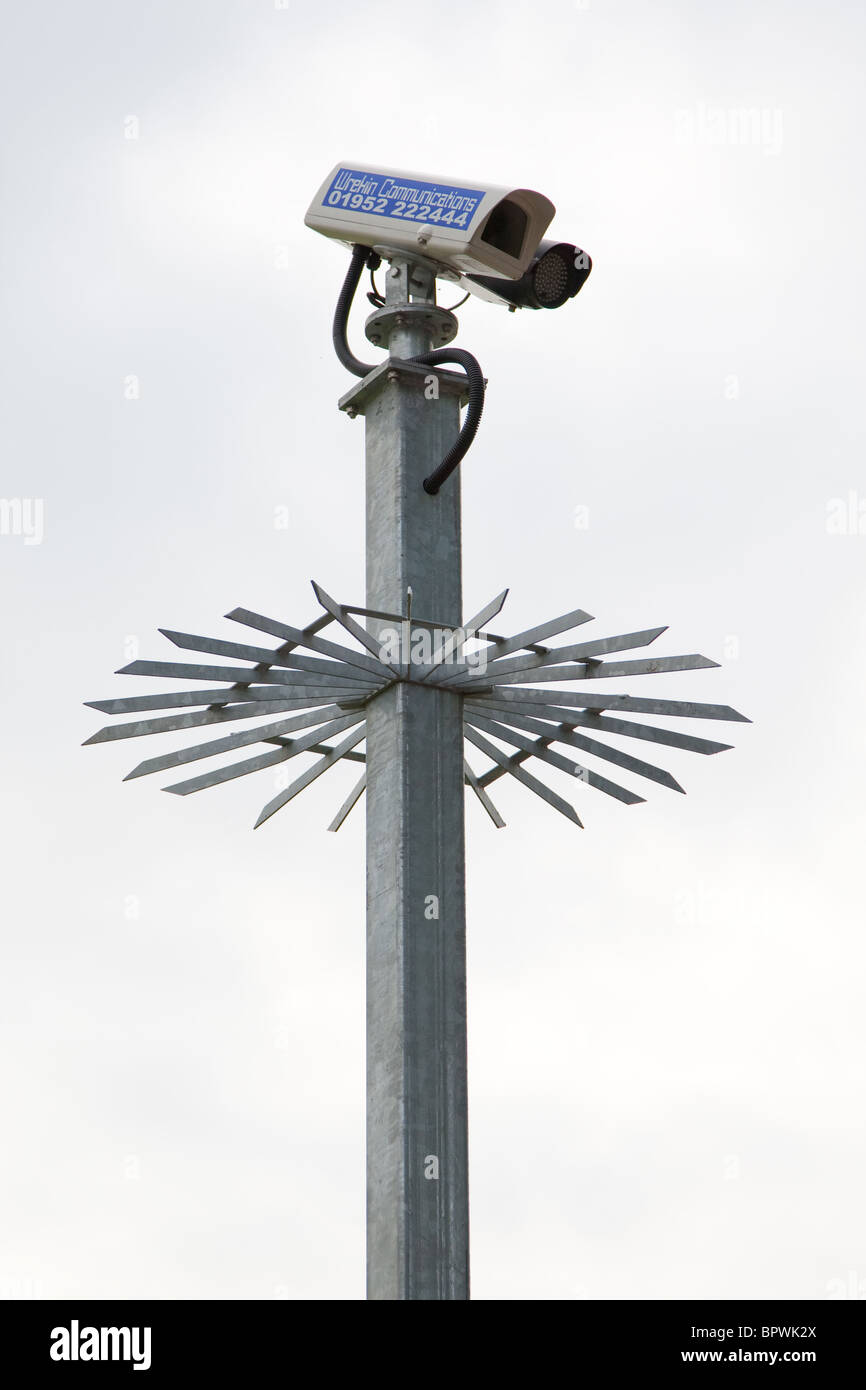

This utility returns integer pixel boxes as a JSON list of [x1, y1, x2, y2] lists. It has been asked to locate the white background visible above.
[[1, 0, 864, 1300]]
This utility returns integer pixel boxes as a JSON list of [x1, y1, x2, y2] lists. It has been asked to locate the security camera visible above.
[[305, 161, 555, 280], [460, 240, 592, 310]]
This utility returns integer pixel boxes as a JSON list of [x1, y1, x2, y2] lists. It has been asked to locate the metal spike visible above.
[[84, 689, 364, 715], [311, 581, 402, 675], [414, 589, 509, 681], [255, 725, 368, 828], [159, 628, 385, 684], [125, 705, 356, 780], [465, 712, 644, 806], [163, 713, 365, 796], [435, 625, 666, 686], [327, 772, 367, 832], [83, 701, 289, 744], [226, 605, 392, 679], [469, 697, 734, 755], [465, 700, 684, 792], [447, 605, 596, 672], [116, 658, 378, 690], [463, 725, 583, 827], [463, 759, 506, 828], [469, 686, 750, 721], [459, 652, 719, 690]]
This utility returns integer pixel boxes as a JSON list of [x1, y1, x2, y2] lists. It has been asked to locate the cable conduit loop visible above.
[[332, 245, 485, 496]]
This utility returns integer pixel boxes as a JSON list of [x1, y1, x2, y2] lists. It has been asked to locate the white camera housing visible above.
[[305, 162, 555, 280]]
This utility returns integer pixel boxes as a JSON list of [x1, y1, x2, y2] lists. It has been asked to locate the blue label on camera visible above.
[[322, 167, 485, 230]]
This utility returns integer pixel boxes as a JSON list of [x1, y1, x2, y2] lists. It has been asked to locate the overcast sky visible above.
[[1, 0, 864, 1300]]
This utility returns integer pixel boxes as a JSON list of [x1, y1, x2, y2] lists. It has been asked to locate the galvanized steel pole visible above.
[[340, 258, 470, 1299], [83, 182, 752, 1305]]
